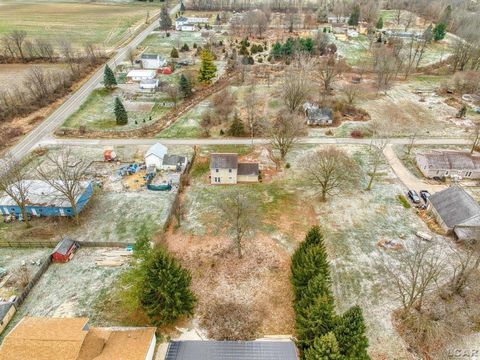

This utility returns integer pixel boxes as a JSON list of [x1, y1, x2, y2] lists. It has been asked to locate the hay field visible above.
[[0, 1, 158, 50]]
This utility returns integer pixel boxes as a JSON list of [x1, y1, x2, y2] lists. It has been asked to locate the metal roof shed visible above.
[[164, 340, 298, 360]]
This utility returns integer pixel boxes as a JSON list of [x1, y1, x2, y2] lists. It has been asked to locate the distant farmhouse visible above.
[[416, 151, 480, 179], [428, 186, 480, 242], [210, 153, 259, 184], [175, 16, 209, 31], [303, 102, 333, 126], [0, 180, 93, 218], [0, 317, 156, 360], [140, 54, 166, 69]]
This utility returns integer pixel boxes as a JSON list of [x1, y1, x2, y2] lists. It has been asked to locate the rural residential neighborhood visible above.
[[0, 0, 480, 359]]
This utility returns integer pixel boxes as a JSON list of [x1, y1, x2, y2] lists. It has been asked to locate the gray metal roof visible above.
[[237, 162, 259, 176], [210, 153, 238, 169], [164, 341, 298, 360], [52, 238, 76, 256], [429, 186, 480, 229], [163, 154, 187, 166]]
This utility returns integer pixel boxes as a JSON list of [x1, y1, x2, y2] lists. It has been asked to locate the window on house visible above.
[[216, 169, 219, 173], [229, 169, 232, 173]]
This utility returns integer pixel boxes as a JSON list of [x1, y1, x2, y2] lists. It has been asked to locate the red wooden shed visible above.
[[51, 238, 79, 263]]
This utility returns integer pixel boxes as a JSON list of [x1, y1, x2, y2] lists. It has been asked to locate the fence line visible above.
[[0, 240, 133, 249], [12, 255, 51, 309]]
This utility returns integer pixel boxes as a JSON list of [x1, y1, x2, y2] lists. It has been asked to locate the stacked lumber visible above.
[[95, 249, 132, 267]]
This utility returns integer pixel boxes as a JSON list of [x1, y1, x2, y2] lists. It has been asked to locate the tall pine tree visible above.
[[159, 6, 172, 34], [140, 247, 196, 326], [348, 5, 360, 26], [179, 74, 192, 98], [375, 17, 383, 29], [103, 64, 117, 89], [433, 23, 446, 41], [227, 112, 245, 136], [304, 332, 343, 360], [198, 49, 217, 84], [114, 97, 128, 125], [334, 306, 370, 360]]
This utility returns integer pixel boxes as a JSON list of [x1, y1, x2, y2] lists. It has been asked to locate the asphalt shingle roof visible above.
[[210, 153, 238, 169], [237, 162, 259, 176], [429, 186, 480, 229]]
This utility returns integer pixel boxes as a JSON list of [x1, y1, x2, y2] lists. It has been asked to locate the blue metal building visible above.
[[0, 180, 93, 218]]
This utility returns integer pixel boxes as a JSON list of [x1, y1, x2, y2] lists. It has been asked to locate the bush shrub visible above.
[[397, 194, 411, 209]]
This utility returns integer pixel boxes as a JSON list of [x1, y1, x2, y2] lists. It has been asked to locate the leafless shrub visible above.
[[201, 301, 263, 340]]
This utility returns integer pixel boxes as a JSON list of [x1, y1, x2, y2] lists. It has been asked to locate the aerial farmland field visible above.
[[0, 0, 160, 50]]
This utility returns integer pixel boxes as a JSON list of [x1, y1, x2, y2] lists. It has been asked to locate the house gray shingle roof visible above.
[[210, 153, 238, 169], [237, 162, 259, 176], [141, 54, 160, 60], [429, 186, 480, 229], [164, 340, 298, 360], [418, 151, 480, 171]]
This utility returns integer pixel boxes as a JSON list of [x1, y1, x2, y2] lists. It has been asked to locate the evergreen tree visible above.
[[114, 97, 128, 125], [304, 332, 343, 360], [140, 247, 196, 326], [197, 49, 217, 84], [159, 6, 172, 34], [334, 306, 370, 360], [271, 42, 282, 59], [179, 1, 185, 13], [227, 112, 245, 136], [433, 23, 446, 41], [103, 64, 117, 89], [171, 47, 179, 58], [215, 13, 221, 25], [133, 224, 152, 259], [295, 294, 337, 352], [375, 17, 383, 29], [348, 5, 360, 26], [179, 74, 192, 98]]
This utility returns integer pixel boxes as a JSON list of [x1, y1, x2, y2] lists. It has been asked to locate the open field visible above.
[[0, 1, 159, 50], [2, 248, 125, 336]]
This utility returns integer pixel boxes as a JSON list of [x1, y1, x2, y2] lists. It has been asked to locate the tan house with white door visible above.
[[210, 153, 259, 184]]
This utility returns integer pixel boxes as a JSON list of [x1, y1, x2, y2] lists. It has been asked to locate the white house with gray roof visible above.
[[140, 54, 166, 69], [428, 186, 480, 242], [416, 151, 480, 179]]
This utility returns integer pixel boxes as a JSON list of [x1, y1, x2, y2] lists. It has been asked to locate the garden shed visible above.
[[51, 238, 79, 263]]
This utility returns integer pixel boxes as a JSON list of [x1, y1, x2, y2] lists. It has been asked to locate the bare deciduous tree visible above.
[[470, 121, 480, 154], [218, 189, 258, 258], [268, 112, 306, 162], [316, 55, 345, 96], [449, 241, 480, 294], [37, 148, 91, 224], [282, 58, 312, 113], [341, 83, 359, 104], [378, 242, 444, 314], [372, 47, 398, 94], [127, 47, 135, 66], [366, 138, 389, 191], [302, 147, 360, 201], [0, 158, 31, 226], [9, 30, 27, 61]]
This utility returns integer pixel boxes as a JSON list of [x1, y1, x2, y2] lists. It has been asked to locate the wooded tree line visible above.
[[291, 226, 370, 359]]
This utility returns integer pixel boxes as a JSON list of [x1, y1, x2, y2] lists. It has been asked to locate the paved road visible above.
[[37, 136, 471, 147], [5, 3, 180, 161]]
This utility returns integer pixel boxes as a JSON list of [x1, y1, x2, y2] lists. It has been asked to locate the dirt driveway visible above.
[[383, 144, 446, 194]]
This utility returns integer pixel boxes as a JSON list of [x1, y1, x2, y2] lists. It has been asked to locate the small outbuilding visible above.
[[428, 186, 480, 242], [145, 143, 168, 170], [139, 79, 159, 92], [51, 238, 79, 263], [126, 69, 156, 83], [103, 149, 117, 162]]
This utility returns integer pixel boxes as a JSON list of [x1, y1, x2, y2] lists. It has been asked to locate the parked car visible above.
[[419, 190, 431, 203], [407, 190, 421, 204]]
